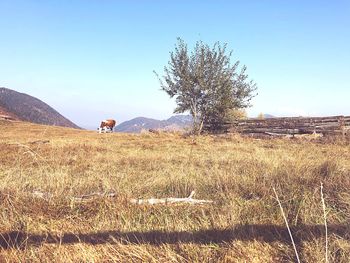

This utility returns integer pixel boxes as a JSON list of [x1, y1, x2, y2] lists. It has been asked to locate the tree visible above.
[[155, 38, 257, 134], [226, 109, 248, 122], [257, 112, 265, 120]]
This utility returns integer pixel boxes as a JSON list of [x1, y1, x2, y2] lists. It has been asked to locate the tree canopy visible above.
[[155, 38, 257, 133]]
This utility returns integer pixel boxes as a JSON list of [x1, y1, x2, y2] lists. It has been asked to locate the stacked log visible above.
[[226, 116, 350, 136], [0, 115, 16, 121]]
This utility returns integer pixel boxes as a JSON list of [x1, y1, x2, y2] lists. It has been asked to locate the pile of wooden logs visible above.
[[227, 116, 350, 136], [0, 115, 15, 121]]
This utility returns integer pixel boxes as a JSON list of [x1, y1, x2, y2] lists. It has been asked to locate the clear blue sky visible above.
[[1, 0, 349, 128]]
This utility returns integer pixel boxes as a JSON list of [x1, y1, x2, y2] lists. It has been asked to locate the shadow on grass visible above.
[[1, 224, 349, 249]]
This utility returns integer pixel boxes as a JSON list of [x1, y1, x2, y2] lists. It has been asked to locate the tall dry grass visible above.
[[1, 120, 350, 262]]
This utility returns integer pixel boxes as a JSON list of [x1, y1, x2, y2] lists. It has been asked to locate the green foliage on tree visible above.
[[155, 38, 257, 134]]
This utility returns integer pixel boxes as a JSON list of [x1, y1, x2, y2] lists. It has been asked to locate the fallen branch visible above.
[[320, 183, 329, 263], [28, 140, 50, 145], [6, 140, 49, 146], [30, 191, 116, 202], [273, 187, 301, 263], [30, 190, 214, 206], [31, 190, 53, 201], [71, 192, 117, 202], [130, 191, 214, 205]]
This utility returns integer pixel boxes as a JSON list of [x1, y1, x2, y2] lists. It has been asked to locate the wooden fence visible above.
[[208, 116, 350, 136]]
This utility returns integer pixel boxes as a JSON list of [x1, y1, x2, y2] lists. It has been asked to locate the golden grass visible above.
[[1, 120, 350, 262]]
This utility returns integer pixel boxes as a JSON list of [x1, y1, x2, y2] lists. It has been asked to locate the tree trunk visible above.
[[190, 99, 200, 135], [198, 117, 205, 135]]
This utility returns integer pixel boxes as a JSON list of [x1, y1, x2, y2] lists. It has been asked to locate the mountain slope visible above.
[[0, 87, 79, 128], [263, 114, 275, 119], [115, 115, 192, 133], [0, 104, 20, 120], [115, 117, 163, 133]]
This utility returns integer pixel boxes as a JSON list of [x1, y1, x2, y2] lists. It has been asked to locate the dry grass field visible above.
[[1, 120, 350, 262]]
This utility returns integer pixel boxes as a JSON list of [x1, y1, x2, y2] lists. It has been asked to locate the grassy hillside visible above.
[[0, 87, 80, 129], [0, 120, 350, 262]]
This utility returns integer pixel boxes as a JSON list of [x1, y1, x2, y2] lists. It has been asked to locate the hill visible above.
[[0, 104, 19, 120], [263, 113, 275, 118], [0, 120, 349, 261], [115, 115, 192, 133], [0, 87, 79, 128]]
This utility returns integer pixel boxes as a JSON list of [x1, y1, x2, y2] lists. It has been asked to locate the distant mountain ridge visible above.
[[115, 115, 193, 133], [0, 87, 79, 129], [263, 114, 275, 119]]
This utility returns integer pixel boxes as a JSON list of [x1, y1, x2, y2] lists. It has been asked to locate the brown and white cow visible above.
[[98, 119, 116, 133]]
